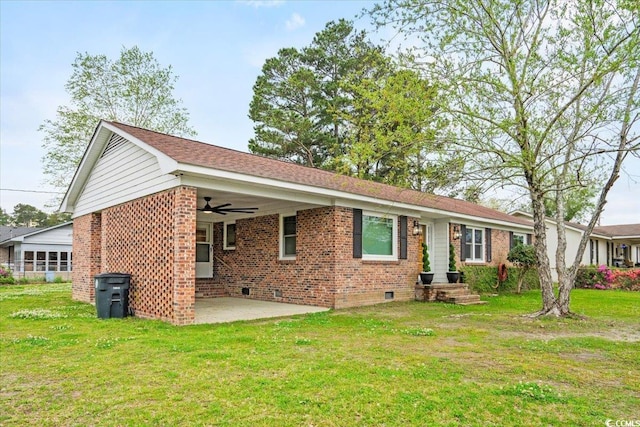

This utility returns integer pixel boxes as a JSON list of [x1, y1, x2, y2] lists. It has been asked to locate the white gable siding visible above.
[[22, 224, 73, 245], [73, 136, 179, 217]]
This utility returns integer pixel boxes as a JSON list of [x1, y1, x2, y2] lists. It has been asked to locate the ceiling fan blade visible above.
[[216, 208, 258, 212], [211, 203, 232, 210]]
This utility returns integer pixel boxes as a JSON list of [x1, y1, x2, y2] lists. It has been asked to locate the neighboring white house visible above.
[[512, 212, 640, 279], [0, 222, 73, 280]]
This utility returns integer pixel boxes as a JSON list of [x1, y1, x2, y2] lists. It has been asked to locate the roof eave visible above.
[[177, 163, 532, 230]]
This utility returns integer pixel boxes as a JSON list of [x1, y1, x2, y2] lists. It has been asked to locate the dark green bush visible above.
[[461, 265, 540, 294]]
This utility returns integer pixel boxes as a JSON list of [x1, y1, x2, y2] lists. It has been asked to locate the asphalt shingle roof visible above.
[[109, 121, 533, 227], [0, 226, 40, 244]]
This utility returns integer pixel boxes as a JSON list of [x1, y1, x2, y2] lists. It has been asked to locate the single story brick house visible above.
[[62, 121, 533, 325]]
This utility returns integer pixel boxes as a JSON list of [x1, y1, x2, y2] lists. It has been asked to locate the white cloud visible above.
[[238, 0, 285, 8], [285, 12, 305, 31]]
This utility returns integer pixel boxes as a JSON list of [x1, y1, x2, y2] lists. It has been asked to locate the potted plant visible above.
[[446, 243, 459, 283], [419, 242, 434, 285]]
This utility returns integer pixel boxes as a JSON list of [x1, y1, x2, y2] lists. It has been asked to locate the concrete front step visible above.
[[445, 294, 482, 304], [415, 283, 486, 305]]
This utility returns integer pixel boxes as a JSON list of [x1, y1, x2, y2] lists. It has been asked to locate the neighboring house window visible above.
[[464, 227, 484, 262], [36, 251, 46, 271], [60, 252, 69, 271], [362, 212, 397, 260], [224, 222, 236, 250], [281, 214, 296, 259], [49, 252, 58, 271], [24, 251, 34, 271]]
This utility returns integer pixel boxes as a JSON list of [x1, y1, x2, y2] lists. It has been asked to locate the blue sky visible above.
[[1, 0, 638, 224]]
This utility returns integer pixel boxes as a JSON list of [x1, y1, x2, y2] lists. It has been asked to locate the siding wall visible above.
[[73, 135, 179, 218]]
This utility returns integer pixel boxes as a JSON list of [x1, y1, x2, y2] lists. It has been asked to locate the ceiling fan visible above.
[[197, 197, 258, 215]]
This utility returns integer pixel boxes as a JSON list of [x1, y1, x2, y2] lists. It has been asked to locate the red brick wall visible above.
[[99, 186, 196, 325], [450, 223, 515, 268], [212, 207, 336, 307], [333, 208, 421, 308], [72, 213, 102, 303], [212, 206, 421, 309]]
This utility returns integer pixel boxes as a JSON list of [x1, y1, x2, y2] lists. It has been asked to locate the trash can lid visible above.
[[94, 272, 131, 278]]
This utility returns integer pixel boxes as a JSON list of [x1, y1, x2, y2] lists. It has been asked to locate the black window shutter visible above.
[[485, 228, 492, 262], [460, 224, 467, 260], [399, 216, 408, 260], [353, 209, 362, 258], [509, 231, 514, 250], [526, 233, 532, 245]]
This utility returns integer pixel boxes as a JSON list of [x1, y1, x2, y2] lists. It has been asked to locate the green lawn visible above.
[[1, 284, 638, 426]]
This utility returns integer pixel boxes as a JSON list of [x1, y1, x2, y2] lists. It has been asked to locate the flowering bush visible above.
[[574, 265, 610, 289], [575, 265, 640, 291], [609, 268, 640, 291], [0, 266, 15, 284]]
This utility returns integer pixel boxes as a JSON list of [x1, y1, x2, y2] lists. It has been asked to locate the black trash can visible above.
[[95, 273, 131, 319]]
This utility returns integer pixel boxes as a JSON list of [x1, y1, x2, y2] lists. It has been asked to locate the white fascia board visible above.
[[60, 122, 111, 213], [178, 164, 531, 229], [448, 215, 533, 232]]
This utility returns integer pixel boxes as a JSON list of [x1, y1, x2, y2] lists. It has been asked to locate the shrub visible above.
[[0, 266, 15, 285], [422, 242, 431, 272], [462, 265, 540, 294], [448, 243, 457, 271], [507, 244, 537, 293], [609, 268, 640, 291], [574, 265, 610, 289], [575, 265, 640, 291]]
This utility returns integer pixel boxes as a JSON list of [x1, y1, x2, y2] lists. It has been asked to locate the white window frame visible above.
[[362, 211, 398, 261], [513, 232, 526, 247], [279, 213, 297, 260], [195, 222, 213, 278], [223, 221, 236, 250], [464, 226, 485, 263]]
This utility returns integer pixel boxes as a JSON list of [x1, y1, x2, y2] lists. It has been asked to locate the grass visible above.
[[1, 284, 638, 426]]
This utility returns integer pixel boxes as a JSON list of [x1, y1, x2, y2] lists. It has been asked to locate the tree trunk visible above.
[[530, 188, 557, 314]]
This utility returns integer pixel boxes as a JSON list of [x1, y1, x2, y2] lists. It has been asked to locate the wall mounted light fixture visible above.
[[452, 225, 461, 240], [413, 220, 422, 236]]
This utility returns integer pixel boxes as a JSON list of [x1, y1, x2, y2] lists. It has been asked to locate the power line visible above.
[[0, 188, 65, 194]]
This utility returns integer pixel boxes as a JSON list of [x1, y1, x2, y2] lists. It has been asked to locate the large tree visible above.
[[370, 0, 639, 316], [10, 204, 48, 227], [40, 46, 195, 197], [334, 68, 461, 192], [249, 20, 391, 168], [250, 19, 462, 192]]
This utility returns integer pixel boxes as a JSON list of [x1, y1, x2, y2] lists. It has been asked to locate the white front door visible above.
[[196, 222, 213, 278]]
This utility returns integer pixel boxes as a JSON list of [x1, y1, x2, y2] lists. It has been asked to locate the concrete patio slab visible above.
[[194, 297, 330, 324]]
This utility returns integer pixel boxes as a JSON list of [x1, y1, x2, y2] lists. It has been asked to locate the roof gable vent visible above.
[[101, 134, 128, 158]]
